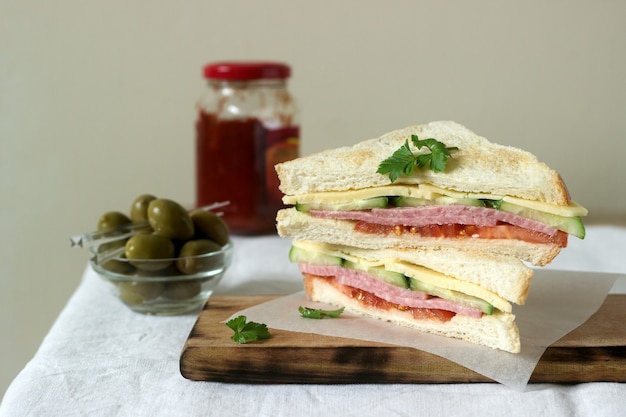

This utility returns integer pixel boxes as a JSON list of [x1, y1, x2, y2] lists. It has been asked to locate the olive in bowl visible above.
[[90, 240, 233, 315]]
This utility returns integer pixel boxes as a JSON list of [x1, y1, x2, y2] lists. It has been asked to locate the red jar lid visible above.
[[203, 61, 291, 80]]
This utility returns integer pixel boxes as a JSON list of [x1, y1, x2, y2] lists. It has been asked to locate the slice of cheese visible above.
[[282, 185, 431, 205], [283, 183, 587, 218], [418, 183, 502, 201], [384, 261, 511, 313], [421, 184, 588, 217], [502, 196, 587, 217]]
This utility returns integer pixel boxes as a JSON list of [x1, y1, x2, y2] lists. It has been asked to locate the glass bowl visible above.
[[90, 241, 233, 315]]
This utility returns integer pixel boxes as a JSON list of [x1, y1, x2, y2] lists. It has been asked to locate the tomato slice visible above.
[[309, 275, 456, 322], [354, 221, 568, 247]]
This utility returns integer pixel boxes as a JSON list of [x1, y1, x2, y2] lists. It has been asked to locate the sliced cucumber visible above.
[[392, 196, 486, 207], [407, 277, 494, 315], [497, 201, 586, 239], [288, 245, 343, 266], [295, 196, 388, 212], [343, 260, 409, 289]]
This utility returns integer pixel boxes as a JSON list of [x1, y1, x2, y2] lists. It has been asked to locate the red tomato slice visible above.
[[354, 222, 568, 247]]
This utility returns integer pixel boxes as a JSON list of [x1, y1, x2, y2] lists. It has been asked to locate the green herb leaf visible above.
[[376, 135, 458, 182], [298, 306, 345, 319], [375, 140, 416, 183], [225, 315, 271, 344]]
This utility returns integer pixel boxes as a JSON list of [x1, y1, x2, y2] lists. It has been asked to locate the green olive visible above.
[[190, 210, 230, 246], [163, 280, 202, 300], [130, 193, 157, 223], [97, 211, 131, 232], [125, 234, 175, 271], [176, 239, 222, 274], [101, 257, 135, 275], [118, 287, 143, 306], [147, 198, 194, 240], [118, 281, 165, 305]]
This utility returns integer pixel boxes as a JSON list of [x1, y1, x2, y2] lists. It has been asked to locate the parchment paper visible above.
[[227, 269, 620, 390]]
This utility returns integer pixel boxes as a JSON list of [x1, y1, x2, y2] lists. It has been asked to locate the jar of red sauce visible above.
[[195, 61, 299, 235]]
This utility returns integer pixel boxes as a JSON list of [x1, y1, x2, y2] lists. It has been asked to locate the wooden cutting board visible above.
[[180, 295, 626, 384]]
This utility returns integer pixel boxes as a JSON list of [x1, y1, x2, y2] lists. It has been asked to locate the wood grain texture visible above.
[[179, 295, 626, 384]]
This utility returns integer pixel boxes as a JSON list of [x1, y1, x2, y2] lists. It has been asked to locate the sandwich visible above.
[[275, 121, 587, 353]]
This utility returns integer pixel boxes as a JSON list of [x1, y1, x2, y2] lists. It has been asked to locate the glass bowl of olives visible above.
[[81, 194, 233, 315]]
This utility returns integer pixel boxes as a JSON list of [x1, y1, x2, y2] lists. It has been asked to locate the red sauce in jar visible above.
[[195, 111, 299, 234]]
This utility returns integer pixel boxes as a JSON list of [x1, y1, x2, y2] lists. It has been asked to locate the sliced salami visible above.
[[310, 205, 559, 236]]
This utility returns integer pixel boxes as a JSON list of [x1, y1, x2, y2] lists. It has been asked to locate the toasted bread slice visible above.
[[276, 120, 570, 206]]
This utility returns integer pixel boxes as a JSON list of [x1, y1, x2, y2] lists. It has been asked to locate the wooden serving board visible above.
[[180, 295, 626, 384]]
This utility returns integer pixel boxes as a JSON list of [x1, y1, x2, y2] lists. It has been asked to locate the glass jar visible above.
[[195, 61, 299, 235]]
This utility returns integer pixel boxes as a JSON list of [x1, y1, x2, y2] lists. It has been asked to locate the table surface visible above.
[[1, 225, 625, 417]]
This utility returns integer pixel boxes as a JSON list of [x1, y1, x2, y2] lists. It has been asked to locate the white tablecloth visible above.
[[2, 225, 625, 417]]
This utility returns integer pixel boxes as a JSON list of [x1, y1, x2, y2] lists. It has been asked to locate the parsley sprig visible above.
[[225, 315, 271, 344], [298, 306, 345, 319], [376, 135, 458, 182]]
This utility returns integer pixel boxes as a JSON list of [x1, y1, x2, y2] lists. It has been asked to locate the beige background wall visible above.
[[1, 0, 625, 397]]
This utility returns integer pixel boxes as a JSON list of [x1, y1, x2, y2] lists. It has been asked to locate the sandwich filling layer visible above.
[[284, 184, 586, 242], [289, 241, 513, 316], [304, 273, 458, 321], [300, 265, 483, 318]]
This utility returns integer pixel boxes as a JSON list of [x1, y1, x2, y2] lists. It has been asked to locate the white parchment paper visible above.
[[226, 269, 621, 391]]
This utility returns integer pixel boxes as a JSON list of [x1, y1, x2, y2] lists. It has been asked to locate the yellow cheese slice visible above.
[[502, 197, 588, 217], [283, 183, 587, 218], [384, 261, 512, 313], [282, 185, 431, 205], [422, 184, 588, 217], [418, 184, 502, 200]]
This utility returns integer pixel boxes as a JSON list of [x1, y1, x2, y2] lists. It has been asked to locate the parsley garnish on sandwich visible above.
[[376, 135, 458, 181]]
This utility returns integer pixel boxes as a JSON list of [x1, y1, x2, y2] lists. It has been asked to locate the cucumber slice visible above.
[[393, 196, 486, 207], [295, 196, 388, 212], [343, 260, 409, 289], [288, 245, 343, 266], [497, 201, 586, 239], [407, 277, 494, 315]]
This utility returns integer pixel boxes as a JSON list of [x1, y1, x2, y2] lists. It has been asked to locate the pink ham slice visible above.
[[309, 205, 559, 236], [299, 263, 483, 318]]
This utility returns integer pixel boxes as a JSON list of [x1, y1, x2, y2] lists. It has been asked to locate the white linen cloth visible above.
[[1, 225, 625, 417]]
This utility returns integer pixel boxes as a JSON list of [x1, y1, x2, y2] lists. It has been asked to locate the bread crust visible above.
[[275, 121, 570, 206], [304, 274, 521, 353]]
